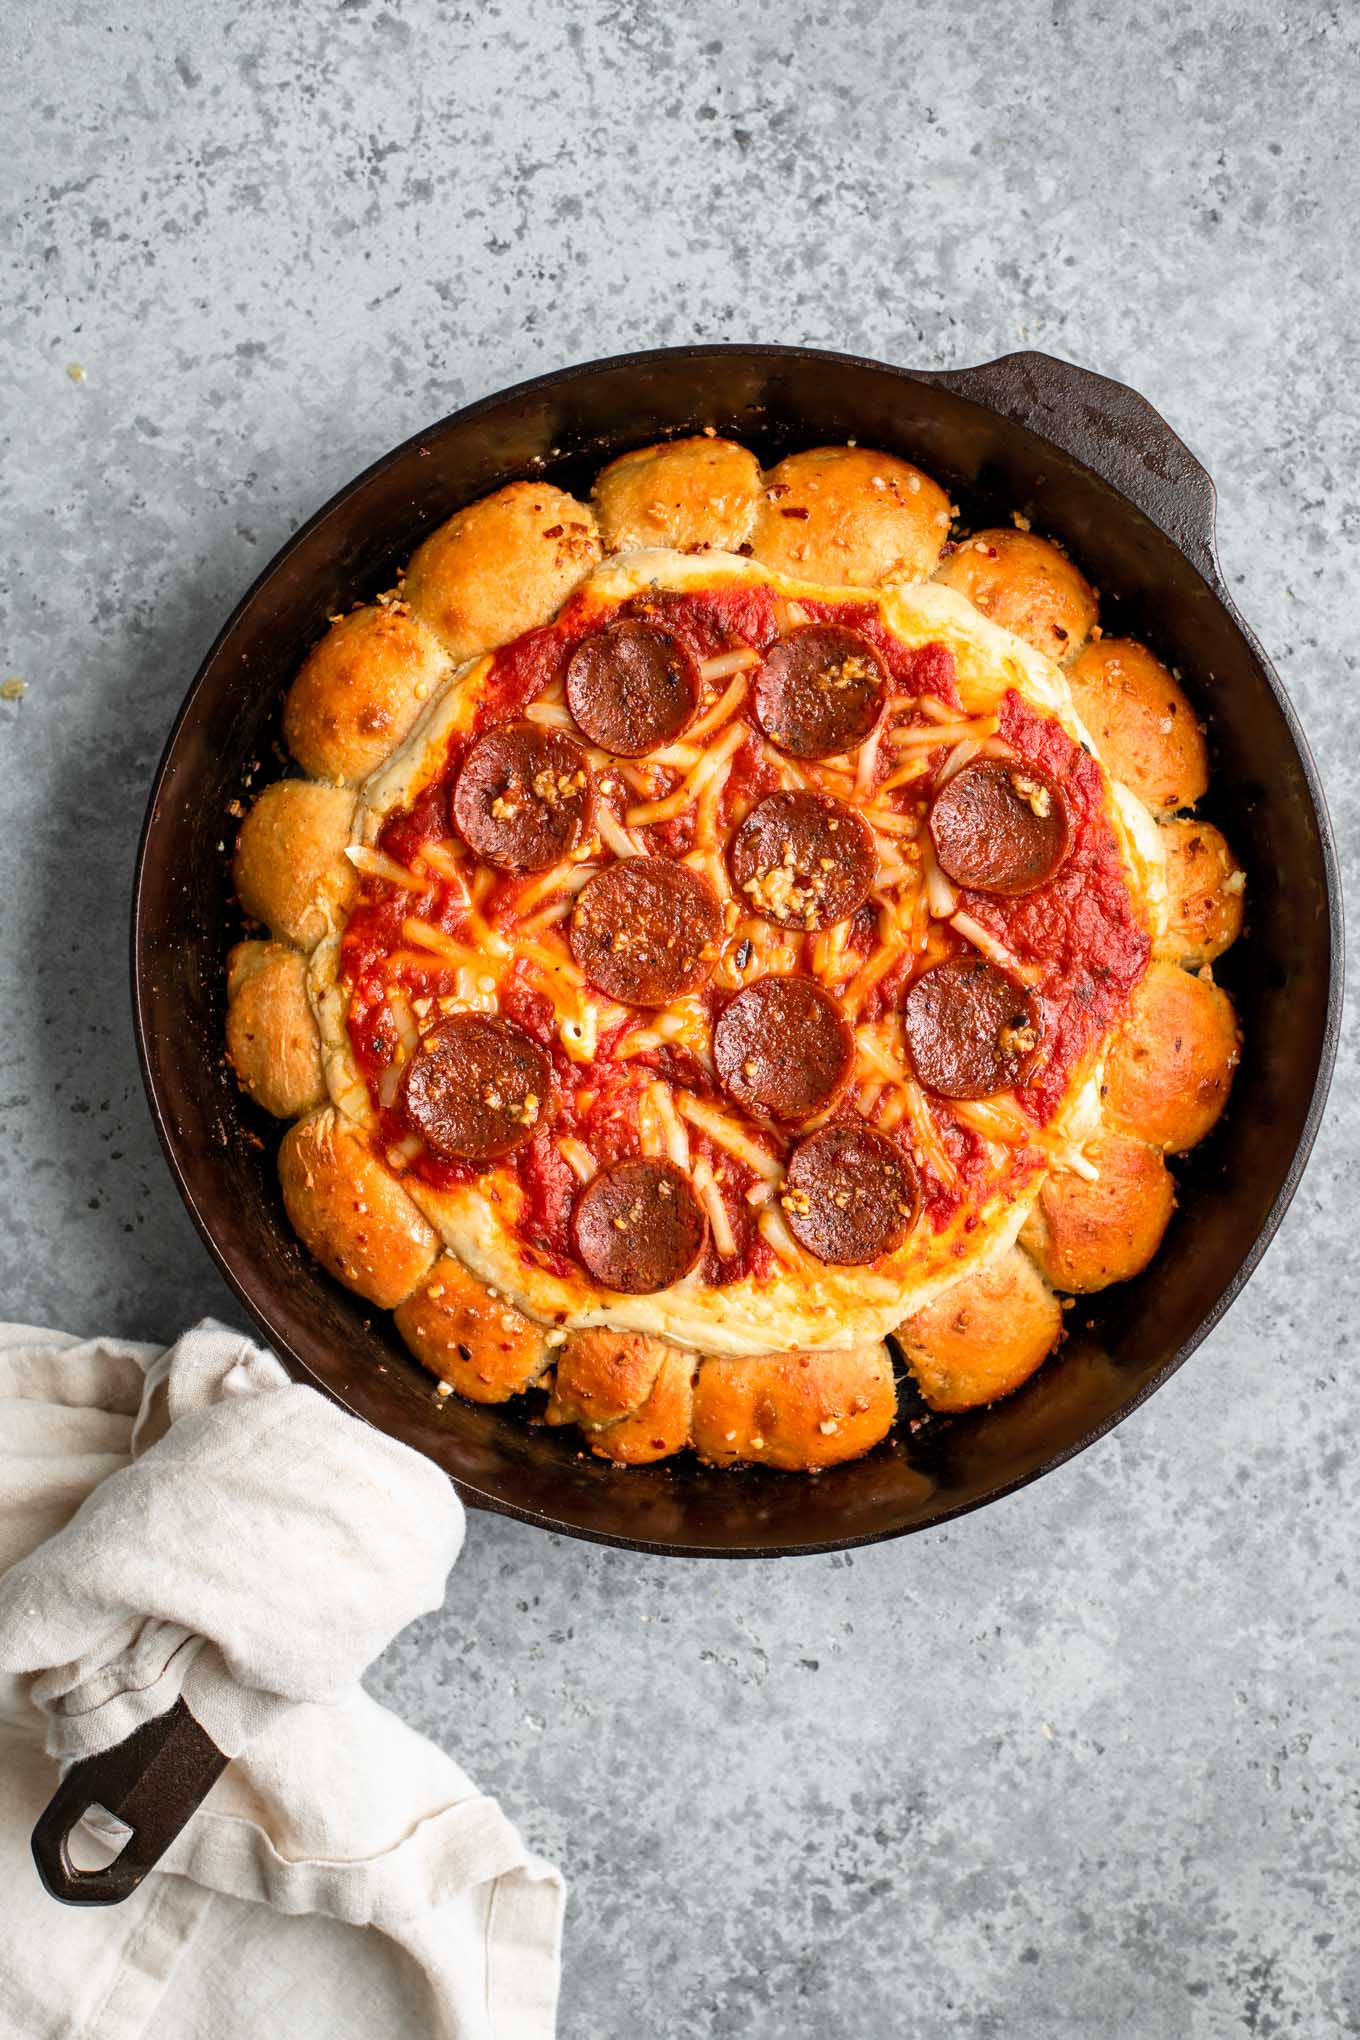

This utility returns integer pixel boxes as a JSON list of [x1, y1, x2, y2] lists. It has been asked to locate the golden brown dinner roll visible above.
[[232, 779, 359, 950], [1066, 638, 1208, 813], [1102, 960, 1240, 1154], [1156, 818, 1246, 968], [403, 482, 602, 663], [593, 435, 763, 555], [282, 605, 448, 785], [395, 1254, 551, 1402], [895, 1246, 1063, 1412], [750, 447, 951, 587], [225, 940, 325, 1120], [545, 1327, 674, 1430], [586, 1347, 697, 1465], [1020, 1131, 1176, 1292], [691, 1344, 896, 1470], [278, 1109, 438, 1309], [933, 528, 1097, 666]]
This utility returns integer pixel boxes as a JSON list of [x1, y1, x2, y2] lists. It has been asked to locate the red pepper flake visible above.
[[542, 524, 564, 538], [780, 506, 811, 520]]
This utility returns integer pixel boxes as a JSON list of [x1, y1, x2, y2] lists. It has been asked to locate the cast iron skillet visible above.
[[35, 346, 1342, 1902]]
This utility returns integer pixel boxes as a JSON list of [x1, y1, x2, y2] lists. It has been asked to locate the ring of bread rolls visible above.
[[227, 432, 1244, 1470]]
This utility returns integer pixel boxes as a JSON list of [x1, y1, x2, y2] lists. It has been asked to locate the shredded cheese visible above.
[[853, 718, 886, 797], [901, 1076, 958, 1187], [346, 844, 429, 893], [512, 858, 600, 921], [890, 717, 997, 750], [386, 986, 419, 1055], [559, 1002, 600, 1062], [920, 837, 960, 918], [675, 1094, 781, 1180], [692, 1154, 737, 1257], [558, 1137, 597, 1183], [876, 757, 931, 795], [935, 737, 983, 789], [949, 910, 1042, 983], [697, 647, 761, 686], [648, 1081, 692, 1168], [595, 805, 645, 859], [418, 840, 467, 888], [758, 1203, 808, 1265], [401, 918, 508, 972], [626, 720, 745, 826]]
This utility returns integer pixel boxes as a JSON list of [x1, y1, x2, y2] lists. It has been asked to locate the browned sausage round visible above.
[[569, 857, 722, 1005], [713, 975, 855, 1121], [781, 1123, 920, 1264], [565, 618, 701, 756], [452, 720, 594, 872], [402, 1013, 551, 1160], [728, 790, 876, 931], [929, 758, 1072, 896], [752, 625, 887, 760], [903, 956, 1042, 1100], [571, 1157, 709, 1293]]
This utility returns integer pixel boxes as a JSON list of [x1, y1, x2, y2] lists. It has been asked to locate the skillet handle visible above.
[[922, 351, 1222, 585], [31, 1698, 228, 1907]]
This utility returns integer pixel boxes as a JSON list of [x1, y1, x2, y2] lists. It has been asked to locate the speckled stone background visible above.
[[3, 1, 1358, 2033]]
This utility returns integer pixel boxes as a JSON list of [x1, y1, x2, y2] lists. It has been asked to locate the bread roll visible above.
[[593, 436, 762, 554], [750, 447, 951, 586], [395, 1254, 551, 1402], [1102, 960, 1240, 1153], [1020, 1131, 1175, 1292], [278, 1109, 438, 1309], [225, 940, 325, 1119], [404, 482, 601, 662], [283, 605, 448, 784], [1066, 638, 1208, 813], [1157, 818, 1245, 967], [232, 780, 358, 950], [896, 1246, 1062, 1412], [933, 528, 1097, 665], [691, 1344, 896, 1470]]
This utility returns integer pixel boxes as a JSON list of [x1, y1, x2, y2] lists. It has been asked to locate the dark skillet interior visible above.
[[132, 346, 1341, 1557]]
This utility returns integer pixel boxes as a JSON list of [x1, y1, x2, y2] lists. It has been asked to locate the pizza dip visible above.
[[227, 436, 1244, 1472]]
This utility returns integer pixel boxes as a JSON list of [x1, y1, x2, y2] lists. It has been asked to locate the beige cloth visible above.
[[0, 1321, 564, 2040]]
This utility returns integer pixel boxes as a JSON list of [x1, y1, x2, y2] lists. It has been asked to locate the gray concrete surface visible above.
[[3, 1, 1358, 2032]]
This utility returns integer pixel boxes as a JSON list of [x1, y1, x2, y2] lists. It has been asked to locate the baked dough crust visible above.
[[895, 1244, 1063, 1413], [403, 481, 602, 663], [228, 435, 1245, 1472], [283, 605, 449, 785], [750, 448, 951, 586], [593, 436, 762, 554], [1066, 638, 1209, 813], [933, 529, 1097, 667], [225, 941, 326, 1120]]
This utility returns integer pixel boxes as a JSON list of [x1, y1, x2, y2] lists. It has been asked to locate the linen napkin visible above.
[[0, 1319, 564, 2040]]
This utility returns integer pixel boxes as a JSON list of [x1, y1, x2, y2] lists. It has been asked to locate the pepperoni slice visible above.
[[781, 1124, 920, 1265], [713, 975, 855, 1121], [902, 956, 1042, 1100], [452, 721, 594, 872], [929, 757, 1072, 896], [569, 857, 722, 1006], [402, 1013, 551, 1160], [728, 790, 876, 931], [753, 625, 887, 760], [571, 1156, 709, 1293], [565, 618, 701, 756]]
